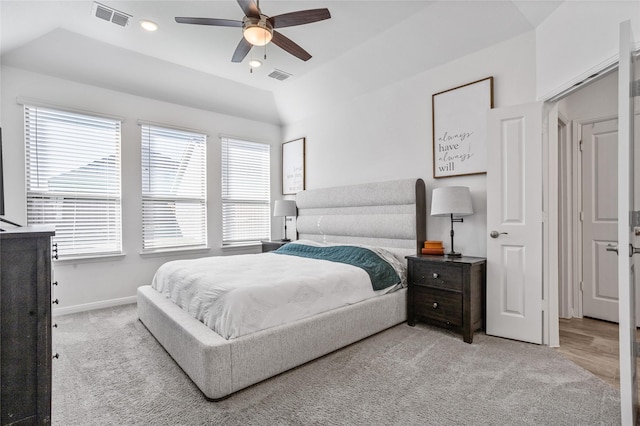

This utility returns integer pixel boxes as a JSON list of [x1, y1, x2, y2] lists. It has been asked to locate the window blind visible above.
[[221, 137, 270, 244], [25, 105, 122, 258], [141, 124, 207, 251]]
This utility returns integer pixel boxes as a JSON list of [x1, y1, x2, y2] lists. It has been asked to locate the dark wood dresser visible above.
[[406, 255, 486, 343], [1, 226, 55, 425]]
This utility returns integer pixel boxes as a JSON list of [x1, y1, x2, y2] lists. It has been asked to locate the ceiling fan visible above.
[[175, 0, 331, 63]]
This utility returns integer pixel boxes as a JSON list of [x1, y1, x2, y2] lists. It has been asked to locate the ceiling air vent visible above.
[[93, 2, 131, 27], [268, 69, 293, 81]]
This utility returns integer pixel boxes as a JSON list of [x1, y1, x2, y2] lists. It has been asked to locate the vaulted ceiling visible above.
[[0, 1, 563, 125]]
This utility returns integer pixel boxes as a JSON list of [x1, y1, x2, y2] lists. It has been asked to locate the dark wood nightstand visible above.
[[406, 255, 486, 343], [261, 240, 289, 253]]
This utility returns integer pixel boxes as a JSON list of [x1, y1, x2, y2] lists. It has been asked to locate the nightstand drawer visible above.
[[410, 261, 462, 291], [412, 286, 462, 326]]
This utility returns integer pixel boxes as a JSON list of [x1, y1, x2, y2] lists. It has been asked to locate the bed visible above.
[[137, 178, 426, 400]]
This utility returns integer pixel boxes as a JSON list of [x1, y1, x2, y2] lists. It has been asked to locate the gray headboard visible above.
[[295, 178, 426, 256]]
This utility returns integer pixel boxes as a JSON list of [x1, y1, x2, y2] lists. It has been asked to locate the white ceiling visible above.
[[0, 1, 563, 125]]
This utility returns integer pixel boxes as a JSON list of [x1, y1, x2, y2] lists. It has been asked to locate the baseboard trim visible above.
[[53, 296, 137, 317]]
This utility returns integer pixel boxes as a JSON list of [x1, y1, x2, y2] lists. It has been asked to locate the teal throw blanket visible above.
[[274, 244, 400, 291]]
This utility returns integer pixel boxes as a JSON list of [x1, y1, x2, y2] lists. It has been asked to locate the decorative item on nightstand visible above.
[[273, 199, 296, 242], [422, 240, 444, 255], [430, 186, 473, 257]]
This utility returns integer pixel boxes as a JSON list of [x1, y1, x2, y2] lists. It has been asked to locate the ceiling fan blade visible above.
[[175, 17, 242, 27], [271, 31, 311, 61], [232, 38, 253, 63], [268, 9, 331, 29], [237, 0, 260, 18]]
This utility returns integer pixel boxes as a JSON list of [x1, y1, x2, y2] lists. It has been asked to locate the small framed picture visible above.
[[432, 77, 494, 178], [282, 137, 305, 195]]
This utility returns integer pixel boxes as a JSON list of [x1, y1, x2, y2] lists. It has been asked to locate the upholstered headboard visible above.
[[295, 179, 426, 257]]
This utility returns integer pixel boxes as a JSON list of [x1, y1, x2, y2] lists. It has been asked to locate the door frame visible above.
[[557, 114, 574, 319], [544, 104, 561, 347]]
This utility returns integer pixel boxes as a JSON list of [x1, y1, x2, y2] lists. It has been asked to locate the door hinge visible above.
[[631, 211, 640, 227]]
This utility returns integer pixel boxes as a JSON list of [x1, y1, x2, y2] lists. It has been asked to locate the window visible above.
[[221, 137, 270, 245], [141, 124, 207, 251], [25, 105, 122, 258]]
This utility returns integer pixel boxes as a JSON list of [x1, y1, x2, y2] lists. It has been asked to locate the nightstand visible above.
[[261, 240, 289, 253], [406, 255, 486, 343]]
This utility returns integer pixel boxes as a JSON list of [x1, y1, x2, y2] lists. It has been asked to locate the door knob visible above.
[[606, 244, 618, 254], [490, 231, 508, 239]]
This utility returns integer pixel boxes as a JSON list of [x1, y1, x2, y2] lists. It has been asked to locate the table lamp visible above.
[[273, 199, 296, 242], [430, 186, 473, 257]]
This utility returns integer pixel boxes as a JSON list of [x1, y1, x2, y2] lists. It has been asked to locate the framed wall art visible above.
[[432, 76, 494, 178], [282, 137, 305, 195]]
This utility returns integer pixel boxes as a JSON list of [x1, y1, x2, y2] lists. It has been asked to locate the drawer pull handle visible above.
[[52, 243, 59, 260], [432, 273, 439, 279], [52, 281, 59, 286], [52, 299, 59, 305], [53, 353, 59, 360], [53, 323, 58, 328], [432, 302, 438, 309]]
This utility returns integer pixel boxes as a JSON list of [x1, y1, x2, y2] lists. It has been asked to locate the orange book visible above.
[[424, 240, 444, 249], [422, 248, 445, 255]]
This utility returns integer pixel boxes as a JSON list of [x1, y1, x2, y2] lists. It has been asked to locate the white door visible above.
[[617, 20, 638, 426], [486, 102, 543, 344], [582, 118, 620, 322]]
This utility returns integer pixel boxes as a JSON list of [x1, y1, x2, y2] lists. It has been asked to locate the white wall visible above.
[[283, 32, 538, 258], [1, 66, 282, 313], [557, 71, 618, 120], [536, 0, 640, 100]]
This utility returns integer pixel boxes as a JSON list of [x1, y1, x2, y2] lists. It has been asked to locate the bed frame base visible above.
[[137, 285, 406, 400]]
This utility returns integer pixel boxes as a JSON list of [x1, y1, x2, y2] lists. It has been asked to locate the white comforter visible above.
[[152, 244, 404, 339]]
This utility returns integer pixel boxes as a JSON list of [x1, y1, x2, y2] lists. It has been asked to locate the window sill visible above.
[[220, 242, 261, 252], [54, 253, 126, 265], [139, 247, 211, 258]]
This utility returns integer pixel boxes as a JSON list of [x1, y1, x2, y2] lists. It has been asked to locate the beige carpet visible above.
[[52, 304, 620, 425]]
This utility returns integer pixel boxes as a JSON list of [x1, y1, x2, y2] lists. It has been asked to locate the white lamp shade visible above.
[[430, 187, 473, 217], [273, 200, 297, 217]]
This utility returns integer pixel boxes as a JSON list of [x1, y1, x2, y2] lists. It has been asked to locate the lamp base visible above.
[[445, 251, 462, 258]]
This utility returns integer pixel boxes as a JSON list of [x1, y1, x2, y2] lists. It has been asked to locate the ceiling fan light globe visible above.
[[243, 25, 273, 46]]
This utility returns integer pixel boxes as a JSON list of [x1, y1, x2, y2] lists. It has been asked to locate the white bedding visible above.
[[151, 242, 405, 339]]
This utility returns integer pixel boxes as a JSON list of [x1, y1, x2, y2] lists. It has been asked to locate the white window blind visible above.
[[141, 124, 207, 251], [221, 137, 270, 245], [25, 105, 122, 258]]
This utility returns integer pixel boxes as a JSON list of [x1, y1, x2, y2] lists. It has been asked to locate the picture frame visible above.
[[282, 137, 305, 195], [432, 76, 494, 178]]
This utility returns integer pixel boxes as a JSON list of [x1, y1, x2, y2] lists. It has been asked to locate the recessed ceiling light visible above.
[[249, 59, 262, 68], [140, 20, 158, 32]]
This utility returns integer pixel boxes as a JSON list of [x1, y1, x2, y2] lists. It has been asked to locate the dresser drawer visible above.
[[411, 286, 462, 326], [410, 261, 462, 291]]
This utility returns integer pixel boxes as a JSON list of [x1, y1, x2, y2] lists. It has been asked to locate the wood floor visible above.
[[555, 316, 640, 391]]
